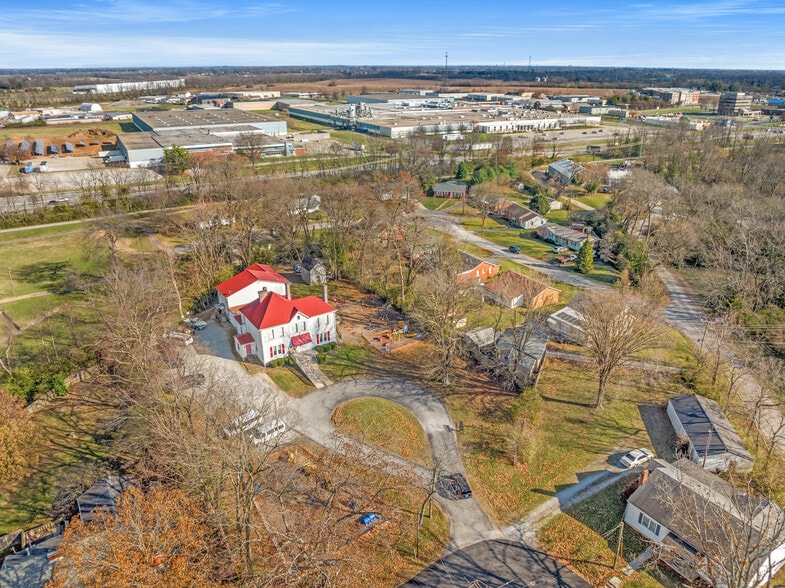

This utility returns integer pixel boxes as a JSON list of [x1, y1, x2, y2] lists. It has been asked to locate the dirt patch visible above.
[[3, 128, 116, 157], [337, 297, 422, 354]]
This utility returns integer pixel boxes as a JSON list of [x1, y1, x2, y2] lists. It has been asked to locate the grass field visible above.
[[0, 227, 108, 299], [445, 358, 692, 525], [577, 192, 611, 210], [545, 209, 571, 225], [332, 397, 433, 467], [538, 477, 675, 587], [456, 242, 495, 259], [459, 216, 506, 231], [420, 197, 454, 211]]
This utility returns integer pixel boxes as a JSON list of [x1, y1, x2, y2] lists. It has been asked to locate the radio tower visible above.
[[444, 52, 448, 82]]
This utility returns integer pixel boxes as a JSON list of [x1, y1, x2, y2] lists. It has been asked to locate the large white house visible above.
[[215, 263, 290, 310], [216, 264, 337, 364], [231, 289, 337, 364]]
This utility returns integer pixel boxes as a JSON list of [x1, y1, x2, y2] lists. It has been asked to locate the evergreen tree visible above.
[[530, 192, 551, 215], [456, 161, 470, 180], [577, 239, 594, 274], [162, 144, 194, 175]]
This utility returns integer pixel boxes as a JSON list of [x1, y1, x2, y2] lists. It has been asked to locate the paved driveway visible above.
[[290, 378, 499, 550], [193, 315, 236, 360], [402, 540, 591, 587]]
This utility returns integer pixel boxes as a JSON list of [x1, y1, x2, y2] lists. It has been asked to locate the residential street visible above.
[[656, 266, 785, 453], [420, 208, 613, 292]]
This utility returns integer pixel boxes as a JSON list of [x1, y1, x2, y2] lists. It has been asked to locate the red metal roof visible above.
[[291, 333, 312, 347], [239, 292, 336, 330], [215, 264, 289, 296], [234, 333, 255, 345]]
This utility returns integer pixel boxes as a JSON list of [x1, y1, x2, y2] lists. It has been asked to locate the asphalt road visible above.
[[421, 208, 613, 293], [289, 378, 499, 550], [401, 540, 591, 588]]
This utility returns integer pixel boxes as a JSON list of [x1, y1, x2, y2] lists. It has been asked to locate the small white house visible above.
[[546, 305, 586, 344], [625, 459, 785, 587]]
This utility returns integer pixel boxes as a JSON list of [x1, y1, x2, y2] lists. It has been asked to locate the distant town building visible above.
[[718, 92, 752, 116], [73, 79, 185, 95]]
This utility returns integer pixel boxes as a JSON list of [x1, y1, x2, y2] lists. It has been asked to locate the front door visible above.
[[245, 344, 252, 356]]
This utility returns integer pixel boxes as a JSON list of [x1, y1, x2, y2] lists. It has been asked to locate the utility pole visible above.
[[444, 52, 448, 83], [613, 522, 625, 568], [8, 267, 15, 296]]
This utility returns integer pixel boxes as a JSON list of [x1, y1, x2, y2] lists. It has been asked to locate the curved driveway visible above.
[[289, 378, 499, 550]]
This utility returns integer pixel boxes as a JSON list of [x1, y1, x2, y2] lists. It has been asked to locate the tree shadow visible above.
[[541, 394, 595, 408], [638, 403, 677, 462], [15, 261, 72, 291]]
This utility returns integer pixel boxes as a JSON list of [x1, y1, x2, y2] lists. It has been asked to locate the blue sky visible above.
[[1, 0, 784, 69]]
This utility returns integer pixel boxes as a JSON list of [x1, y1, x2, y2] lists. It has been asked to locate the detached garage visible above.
[[667, 393, 753, 473]]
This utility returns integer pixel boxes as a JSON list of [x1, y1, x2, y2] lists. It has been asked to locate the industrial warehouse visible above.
[[116, 109, 290, 168], [281, 94, 602, 138]]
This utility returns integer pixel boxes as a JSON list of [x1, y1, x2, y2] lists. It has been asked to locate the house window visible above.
[[638, 512, 661, 536], [269, 343, 286, 358], [317, 331, 331, 344], [267, 330, 274, 341]]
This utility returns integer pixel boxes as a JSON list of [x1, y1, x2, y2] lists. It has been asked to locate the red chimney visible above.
[[285, 283, 291, 301], [640, 469, 649, 485], [322, 284, 328, 303]]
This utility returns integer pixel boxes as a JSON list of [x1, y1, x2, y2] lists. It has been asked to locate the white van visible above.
[[166, 331, 193, 345], [223, 409, 263, 437], [249, 419, 287, 446]]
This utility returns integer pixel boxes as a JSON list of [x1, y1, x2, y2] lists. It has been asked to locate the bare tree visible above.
[[573, 291, 665, 409], [468, 183, 504, 233], [650, 465, 785, 588], [235, 131, 268, 170], [410, 242, 482, 385]]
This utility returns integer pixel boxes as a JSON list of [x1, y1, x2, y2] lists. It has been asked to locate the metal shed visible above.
[[667, 393, 753, 472]]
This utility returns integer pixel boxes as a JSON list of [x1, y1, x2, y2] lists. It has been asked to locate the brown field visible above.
[[233, 77, 621, 98]]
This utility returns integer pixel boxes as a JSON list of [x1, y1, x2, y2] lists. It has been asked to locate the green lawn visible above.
[[448, 358, 692, 525], [0, 228, 108, 299], [545, 209, 571, 226], [420, 197, 454, 211], [267, 366, 314, 398], [578, 193, 611, 210], [457, 243, 496, 259], [459, 216, 506, 231], [318, 343, 375, 381], [538, 477, 675, 587], [332, 397, 433, 467]]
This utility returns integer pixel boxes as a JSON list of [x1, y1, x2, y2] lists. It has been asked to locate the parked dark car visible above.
[[508, 245, 521, 254], [442, 473, 472, 500]]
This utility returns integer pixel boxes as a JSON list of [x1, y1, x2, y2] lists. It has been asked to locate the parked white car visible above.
[[249, 419, 287, 446], [619, 448, 654, 469]]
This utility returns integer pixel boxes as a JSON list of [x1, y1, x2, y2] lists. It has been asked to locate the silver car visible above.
[[619, 448, 654, 469]]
